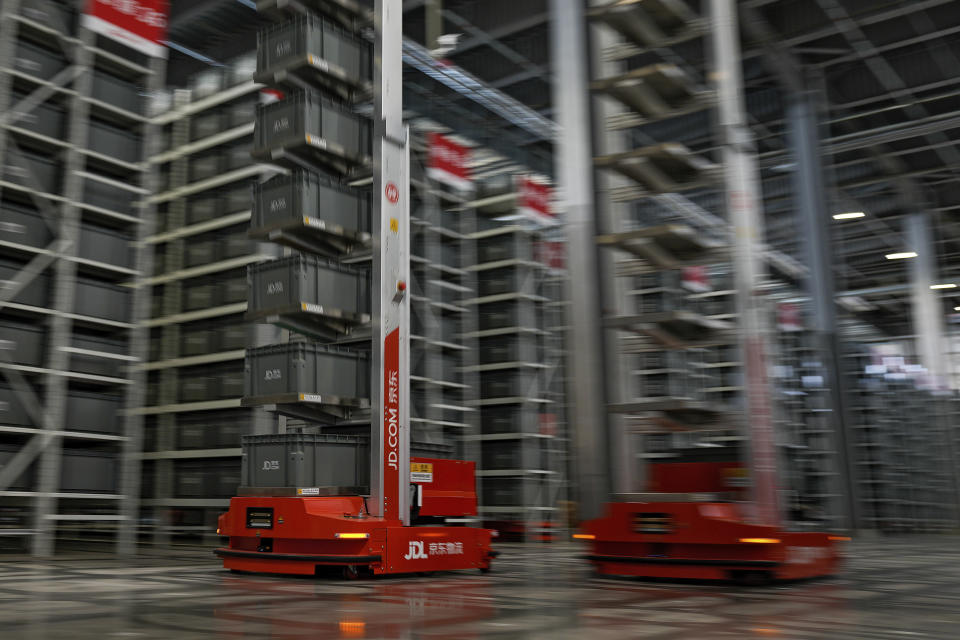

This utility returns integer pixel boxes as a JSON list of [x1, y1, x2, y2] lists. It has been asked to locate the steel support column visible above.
[[32, 27, 97, 557], [550, 0, 611, 518], [710, 0, 780, 527], [788, 91, 860, 531], [906, 213, 947, 385], [117, 53, 168, 555]]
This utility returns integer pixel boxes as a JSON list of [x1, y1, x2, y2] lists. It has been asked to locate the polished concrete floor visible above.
[[1, 538, 959, 639]]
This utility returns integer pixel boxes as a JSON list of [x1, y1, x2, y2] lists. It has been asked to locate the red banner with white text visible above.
[[83, 0, 169, 58], [427, 132, 471, 190]]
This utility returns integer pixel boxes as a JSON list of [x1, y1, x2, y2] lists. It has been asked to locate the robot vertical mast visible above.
[[369, 0, 411, 523]]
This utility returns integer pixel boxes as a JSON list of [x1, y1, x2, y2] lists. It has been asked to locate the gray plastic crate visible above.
[[60, 450, 117, 493], [4, 150, 61, 194], [633, 287, 684, 314], [482, 441, 542, 471], [0, 446, 36, 490], [190, 153, 222, 182], [477, 232, 531, 264], [481, 478, 532, 507], [187, 195, 220, 224], [183, 283, 216, 311], [0, 203, 50, 249], [74, 278, 130, 322], [191, 111, 222, 140], [220, 371, 245, 399], [83, 178, 136, 216], [180, 376, 212, 403], [240, 433, 369, 488], [635, 350, 689, 371], [248, 254, 369, 317], [221, 232, 253, 259], [219, 324, 248, 351], [223, 187, 251, 213], [177, 410, 251, 449], [184, 240, 217, 268], [191, 68, 225, 100], [480, 370, 536, 399], [479, 334, 541, 365], [13, 40, 66, 81], [252, 171, 370, 236], [476, 173, 513, 200], [225, 97, 257, 128], [478, 300, 539, 330], [253, 91, 371, 161], [0, 260, 49, 308], [78, 224, 131, 269], [244, 342, 369, 401], [19, 1, 72, 27], [257, 15, 371, 84], [11, 91, 65, 139], [70, 334, 127, 378], [181, 328, 212, 356], [223, 276, 248, 304], [634, 370, 697, 399], [64, 392, 122, 434], [481, 406, 539, 434], [0, 321, 45, 367], [0, 384, 31, 425], [92, 71, 142, 114], [477, 265, 534, 297], [89, 121, 142, 164], [223, 144, 252, 171]]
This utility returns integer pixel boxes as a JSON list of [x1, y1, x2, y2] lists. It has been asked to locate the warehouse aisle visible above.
[[1, 539, 959, 639]]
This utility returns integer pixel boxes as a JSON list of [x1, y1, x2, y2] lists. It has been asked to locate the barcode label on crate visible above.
[[410, 462, 433, 483]]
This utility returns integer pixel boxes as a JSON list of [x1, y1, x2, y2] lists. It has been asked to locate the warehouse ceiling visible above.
[[164, 0, 960, 335]]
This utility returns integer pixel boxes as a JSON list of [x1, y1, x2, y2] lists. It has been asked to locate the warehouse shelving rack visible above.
[[568, 0, 859, 536], [131, 67, 284, 546], [0, 0, 163, 555], [408, 145, 472, 457], [840, 339, 959, 532], [462, 211, 565, 540]]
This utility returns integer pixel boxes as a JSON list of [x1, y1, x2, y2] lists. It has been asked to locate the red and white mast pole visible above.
[[369, 0, 411, 523]]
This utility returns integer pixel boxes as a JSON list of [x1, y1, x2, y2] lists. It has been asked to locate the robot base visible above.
[[215, 495, 495, 576], [578, 501, 843, 582]]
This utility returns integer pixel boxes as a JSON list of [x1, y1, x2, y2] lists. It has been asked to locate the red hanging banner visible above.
[[681, 266, 711, 293], [777, 302, 803, 332], [83, 0, 169, 58], [427, 132, 471, 190], [517, 176, 555, 226], [535, 240, 566, 270]]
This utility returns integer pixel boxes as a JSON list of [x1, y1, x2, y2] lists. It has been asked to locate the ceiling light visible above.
[[930, 283, 956, 290], [833, 212, 865, 220], [885, 252, 917, 260], [954, 306, 960, 311]]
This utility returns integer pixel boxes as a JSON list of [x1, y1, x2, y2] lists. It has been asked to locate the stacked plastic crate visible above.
[[0, 0, 160, 553], [242, 8, 374, 458], [137, 54, 282, 543]]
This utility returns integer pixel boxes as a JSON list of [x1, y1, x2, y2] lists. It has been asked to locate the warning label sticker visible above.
[[297, 487, 320, 496], [410, 462, 433, 483]]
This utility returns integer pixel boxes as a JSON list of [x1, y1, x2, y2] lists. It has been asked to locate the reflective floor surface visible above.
[[1, 538, 959, 639]]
